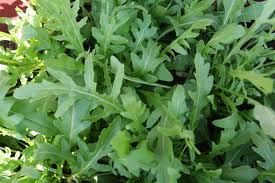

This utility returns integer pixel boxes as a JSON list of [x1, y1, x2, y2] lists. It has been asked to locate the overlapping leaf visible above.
[[205, 23, 245, 53], [13, 68, 123, 112], [131, 40, 163, 75], [92, 6, 129, 55], [1, 0, 275, 182], [0, 72, 22, 129], [131, 12, 157, 51], [74, 117, 121, 176], [230, 69, 274, 95], [189, 53, 213, 129], [222, 0, 246, 24], [113, 140, 156, 177], [35, 0, 87, 53], [54, 99, 90, 145]]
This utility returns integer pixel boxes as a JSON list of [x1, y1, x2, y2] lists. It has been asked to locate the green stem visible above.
[[0, 31, 14, 41], [214, 84, 261, 105], [114, 4, 148, 14], [124, 75, 171, 88], [266, 68, 275, 76], [223, 23, 258, 64], [0, 58, 21, 66], [0, 58, 38, 67], [157, 27, 174, 41], [80, 1, 93, 21], [259, 172, 275, 176], [216, 92, 238, 113]]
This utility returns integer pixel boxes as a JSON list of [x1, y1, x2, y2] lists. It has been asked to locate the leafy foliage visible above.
[[0, 0, 275, 182]]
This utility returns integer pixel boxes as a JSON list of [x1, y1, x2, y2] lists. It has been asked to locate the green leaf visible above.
[[222, 0, 246, 24], [168, 85, 188, 117], [0, 147, 23, 180], [146, 109, 161, 128], [211, 114, 259, 156], [251, 133, 275, 170], [115, 141, 155, 177], [12, 100, 58, 136], [55, 95, 77, 118], [254, 105, 275, 139], [131, 40, 163, 74], [151, 136, 183, 183], [160, 14, 217, 39], [111, 131, 130, 157], [189, 53, 213, 129], [131, 12, 157, 51], [239, 1, 266, 22], [35, 143, 75, 163], [257, 0, 275, 22], [221, 165, 259, 183], [0, 72, 22, 129], [110, 56, 124, 99], [0, 71, 10, 100], [230, 69, 274, 95], [120, 93, 149, 132], [258, 167, 275, 183], [20, 166, 41, 179], [2, 0, 275, 182], [54, 99, 90, 145], [164, 19, 212, 56], [155, 63, 173, 82], [92, 8, 129, 55], [35, 0, 86, 53], [206, 24, 245, 52], [143, 91, 194, 140], [13, 69, 123, 112], [192, 166, 222, 183], [84, 52, 97, 90], [0, 100, 23, 129], [21, 25, 38, 42], [44, 54, 83, 75], [13, 80, 68, 100], [47, 68, 77, 87], [75, 117, 121, 176], [211, 128, 237, 156], [212, 113, 240, 129], [33, 28, 55, 51]]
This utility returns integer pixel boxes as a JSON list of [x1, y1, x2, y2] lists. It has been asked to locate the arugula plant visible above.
[[0, 0, 275, 182]]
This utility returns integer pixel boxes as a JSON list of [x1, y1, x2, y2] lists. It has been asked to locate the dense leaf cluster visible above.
[[0, 0, 275, 182]]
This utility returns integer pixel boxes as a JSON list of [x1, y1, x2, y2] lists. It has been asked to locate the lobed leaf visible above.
[[189, 53, 213, 129]]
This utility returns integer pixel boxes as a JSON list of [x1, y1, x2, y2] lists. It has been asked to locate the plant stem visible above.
[[0, 59, 20, 66], [214, 84, 261, 105], [124, 75, 171, 88], [223, 23, 258, 64], [80, 1, 93, 21]]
